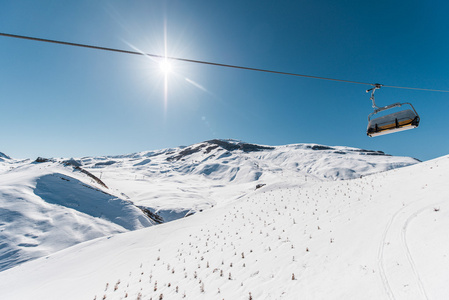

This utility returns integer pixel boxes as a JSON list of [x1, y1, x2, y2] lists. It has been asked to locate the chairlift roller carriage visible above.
[[366, 84, 420, 137]]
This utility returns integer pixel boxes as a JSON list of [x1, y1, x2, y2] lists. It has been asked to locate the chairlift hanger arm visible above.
[[366, 83, 383, 109]]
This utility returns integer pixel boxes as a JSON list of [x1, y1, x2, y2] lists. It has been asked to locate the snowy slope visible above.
[[78, 139, 419, 222], [0, 159, 152, 272], [0, 140, 418, 273], [1, 142, 444, 300]]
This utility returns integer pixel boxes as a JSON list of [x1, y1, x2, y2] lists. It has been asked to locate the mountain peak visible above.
[[205, 139, 274, 152], [0, 152, 10, 160], [167, 139, 274, 162]]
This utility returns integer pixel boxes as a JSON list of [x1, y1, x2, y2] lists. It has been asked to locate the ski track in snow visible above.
[[401, 206, 432, 300], [378, 207, 399, 300], [378, 197, 442, 300]]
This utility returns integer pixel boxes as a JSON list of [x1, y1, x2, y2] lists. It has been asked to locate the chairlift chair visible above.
[[366, 85, 420, 137]]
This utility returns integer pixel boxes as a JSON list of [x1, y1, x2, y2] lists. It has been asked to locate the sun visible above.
[[159, 58, 172, 75]]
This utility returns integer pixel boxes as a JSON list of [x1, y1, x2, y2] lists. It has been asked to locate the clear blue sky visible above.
[[1, 0, 448, 161]]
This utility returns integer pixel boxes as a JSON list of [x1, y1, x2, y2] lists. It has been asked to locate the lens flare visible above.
[[159, 59, 172, 74]]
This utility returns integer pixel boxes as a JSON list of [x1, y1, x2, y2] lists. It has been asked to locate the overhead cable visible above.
[[1, 32, 448, 93]]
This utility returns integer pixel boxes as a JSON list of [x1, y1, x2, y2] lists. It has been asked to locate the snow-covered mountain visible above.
[[0, 140, 447, 300], [0, 159, 153, 272], [0, 152, 12, 173], [76, 139, 419, 221], [0, 140, 419, 274], [0, 152, 10, 161]]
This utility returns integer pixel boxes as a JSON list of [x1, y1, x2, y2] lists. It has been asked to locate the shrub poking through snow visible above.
[[114, 280, 120, 291]]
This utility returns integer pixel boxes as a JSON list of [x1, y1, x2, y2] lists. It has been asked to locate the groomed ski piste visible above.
[[0, 140, 448, 299]]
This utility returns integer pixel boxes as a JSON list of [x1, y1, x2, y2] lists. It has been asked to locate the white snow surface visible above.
[[77, 140, 418, 217], [2, 140, 446, 299], [0, 159, 153, 272]]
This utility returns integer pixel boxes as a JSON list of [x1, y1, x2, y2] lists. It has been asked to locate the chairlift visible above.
[[366, 84, 420, 137]]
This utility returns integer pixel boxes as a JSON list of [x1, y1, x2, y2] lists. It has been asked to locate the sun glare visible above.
[[159, 59, 172, 74], [127, 18, 210, 115]]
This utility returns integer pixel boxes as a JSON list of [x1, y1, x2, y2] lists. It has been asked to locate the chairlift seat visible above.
[[367, 108, 420, 137]]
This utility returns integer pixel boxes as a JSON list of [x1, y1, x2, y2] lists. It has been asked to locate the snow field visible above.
[[1, 141, 444, 300], [80, 140, 419, 224], [87, 156, 449, 299], [0, 161, 152, 272]]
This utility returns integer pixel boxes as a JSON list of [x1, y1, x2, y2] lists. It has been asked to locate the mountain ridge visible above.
[[1, 151, 447, 299], [0, 152, 10, 161], [0, 140, 420, 273]]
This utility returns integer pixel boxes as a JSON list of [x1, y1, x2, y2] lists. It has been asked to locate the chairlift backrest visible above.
[[369, 109, 415, 126], [367, 102, 420, 137]]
